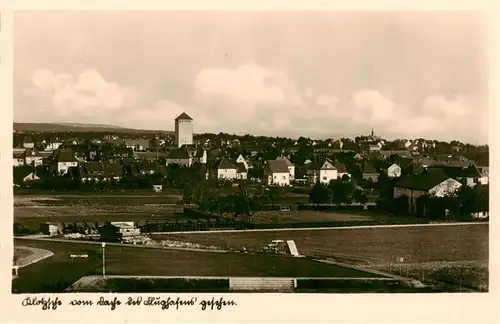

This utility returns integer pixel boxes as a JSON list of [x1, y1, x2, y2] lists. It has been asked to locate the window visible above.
[[282, 176, 286, 180], [323, 176, 327, 180], [274, 176, 277, 179]]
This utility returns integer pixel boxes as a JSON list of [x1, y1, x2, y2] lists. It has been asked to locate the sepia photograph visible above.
[[10, 10, 489, 295]]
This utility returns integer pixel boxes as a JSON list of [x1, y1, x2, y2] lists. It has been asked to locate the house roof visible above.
[[104, 162, 123, 177], [85, 161, 104, 172], [236, 162, 247, 173], [395, 168, 450, 191], [267, 160, 290, 173], [218, 158, 237, 170], [334, 162, 348, 173], [460, 165, 481, 178], [321, 159, 337, 170], [362, 162, 377, 174], [175, 112, 193, 121], [277, 156, 294, 167], [51, 149, 78, 163], [403, 160, 424, 175], [167, 148, 190, 159]]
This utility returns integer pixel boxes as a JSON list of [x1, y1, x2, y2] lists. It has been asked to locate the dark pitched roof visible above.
[[175, 112, 193, 121], [218, 158, 237, 170], [236, 162, 247, 173], [104, 162, 123, 177], [276, 156, 294, 167], [51, 149, 78, 163], [362, 162, 377, 174], [403, 160, 424, 175], [167, 148, 190, 159], [460, 165, 481, 178], [395, 168, 451, 191], [334, 162, 348, 173], [267, 160, 290, 173], [85, 161, 104, 173]]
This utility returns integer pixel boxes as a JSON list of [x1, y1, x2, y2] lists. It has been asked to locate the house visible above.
[[362, 162, 378, 181], [264, 160, 291, 187], [368, 144, 381, 152], [276, 156, 295, 180], [394, 168, 462, 214], [13, 151, 25, 167], [100, 222, 141, 242], [152, 184, 163, 192], [39, 222, 62, 236], [379, 150, 412, 159], [125, 139, 150, 151], [334, 162, 350, 179], [353, 153, 364, 161], [427, 164, 482, 188], [24, 148, 43, 167], [387, 163, 402, 178], [23, 171, 40, 183], [184, 145, 208, 164], [458, 165, 482, 187], [166, 147, 192, 167], [235, 153, 251, 170], [475, 154, 489, 185], [217, 158, 238, 180], [402, 160, 424, 175], [103, 162, 123, 181], [44, 142, 63, 151], [81, 162, 105, 182], [23, 136, 35, 149], [307, 159, 338, 185], [49, 149, 79, 175], [138, 161, 157, 175]]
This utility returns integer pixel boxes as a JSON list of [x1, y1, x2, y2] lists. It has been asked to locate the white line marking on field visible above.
[[149, 222, 488, 235]]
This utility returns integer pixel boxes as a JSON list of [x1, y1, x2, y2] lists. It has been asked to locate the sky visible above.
[[14, 11, 489, 144]]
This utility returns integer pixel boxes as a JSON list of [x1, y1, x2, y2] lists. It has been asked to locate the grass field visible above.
[[249, 210, 373, 224], [13, 239, 381, 293], [14, 195, 184, 230], [155, 223, 489, 264], [370, 261, 488, 292]]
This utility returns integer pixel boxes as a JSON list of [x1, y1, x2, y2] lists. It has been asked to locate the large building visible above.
[[174, 112, 194, 148]]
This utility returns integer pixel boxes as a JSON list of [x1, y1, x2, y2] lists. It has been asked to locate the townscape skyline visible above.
[[14, 11, 488, 144]]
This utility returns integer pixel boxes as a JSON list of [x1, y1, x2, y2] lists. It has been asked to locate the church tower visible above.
[[174, 112, 193, 148]]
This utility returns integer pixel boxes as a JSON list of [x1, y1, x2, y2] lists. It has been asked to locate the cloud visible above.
[[31, 69, 139, 114], [14, 12, 488, 144], [422, 94, 471, 117], [194, 63, 303, 108], [315, 94, 338, 107]]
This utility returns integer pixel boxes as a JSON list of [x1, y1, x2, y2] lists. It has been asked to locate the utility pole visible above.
[[102, 242, 106, 278]]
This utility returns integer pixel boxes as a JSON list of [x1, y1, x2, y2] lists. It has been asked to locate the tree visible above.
[[309, 183, 332, 205], [354, 189, 368, 205]]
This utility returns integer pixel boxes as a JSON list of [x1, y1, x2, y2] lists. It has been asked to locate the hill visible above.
[[13, 122, 172, 134]]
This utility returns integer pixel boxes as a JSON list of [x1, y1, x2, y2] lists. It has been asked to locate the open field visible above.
[[12, 239, 381, 293], [370, 261, 488, 292], [66, 275, 434, 293], [155, 223, 489, 265], [14, 195, 183, 230], [249, 210, 372, 224]]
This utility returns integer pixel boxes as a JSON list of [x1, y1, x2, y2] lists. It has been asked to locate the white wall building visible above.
[[387, 163, 402, 178], [319, 160, 338, 184], [175, 112, 194, 148], [265, 160, 291, 186], [276, 156, 295, 180]]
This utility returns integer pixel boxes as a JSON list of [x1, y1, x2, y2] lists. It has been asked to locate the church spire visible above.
[[371, 128, 374, 137]]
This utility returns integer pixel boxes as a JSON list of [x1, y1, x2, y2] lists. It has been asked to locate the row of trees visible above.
[[183, 181, 283, 221], [308, 177, 368, 206]]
